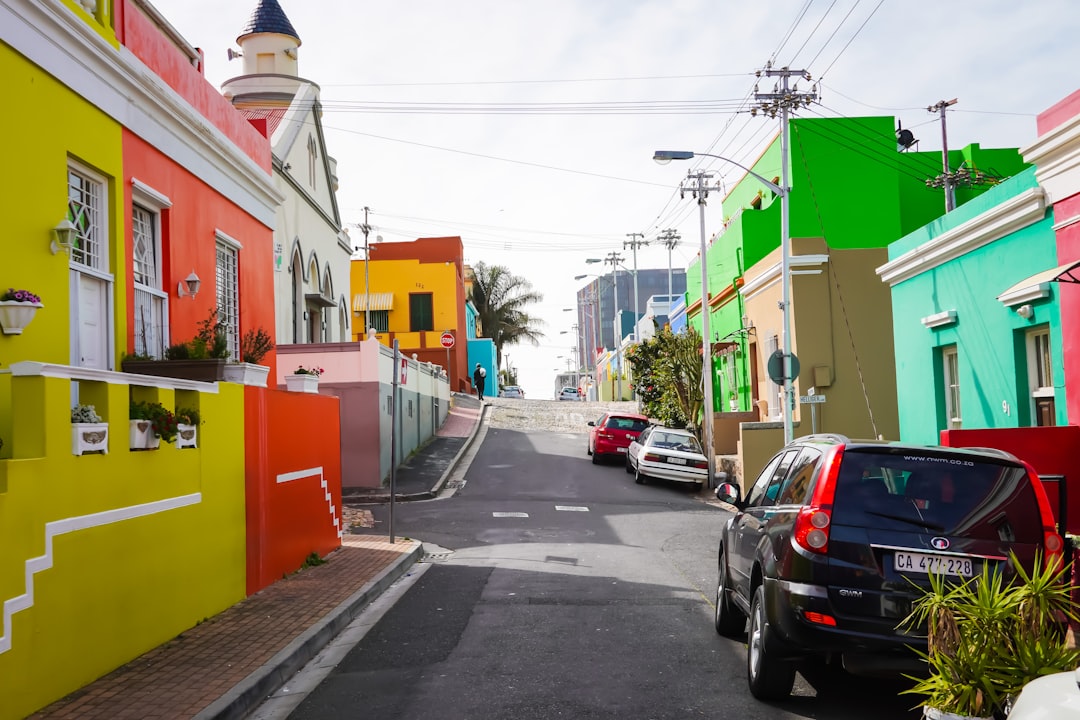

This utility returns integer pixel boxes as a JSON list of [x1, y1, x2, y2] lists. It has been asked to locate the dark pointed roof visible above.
[[238, 0, 301, 44]]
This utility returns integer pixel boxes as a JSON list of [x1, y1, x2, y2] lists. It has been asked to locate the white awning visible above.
[[352, 292, 394, 312], [996, 262, 1077, 306]]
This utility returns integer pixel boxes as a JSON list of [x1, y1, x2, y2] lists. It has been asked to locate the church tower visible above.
[[221, 0, 308, 105]]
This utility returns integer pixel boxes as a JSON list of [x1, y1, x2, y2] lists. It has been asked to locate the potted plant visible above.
[[72, 403, 108, 456], [174, 407, 200, 449], [901, 553, 1080, 719], [285, 365, 323, 393], [122, 309, 230, 382], [129, 400, 161, 450], [224, 327, 274, 387], [0, 287, 44, 335]]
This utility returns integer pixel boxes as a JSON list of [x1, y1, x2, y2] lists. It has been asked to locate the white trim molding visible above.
[[741, 254, 829, 301], [921, 310, 958, 329], [276, 466, 342, 539], [1, 493, 201, 653], [1023, 109, 1080, 206], [877, 187, 1047, 286], [131, 178, 173, 210]]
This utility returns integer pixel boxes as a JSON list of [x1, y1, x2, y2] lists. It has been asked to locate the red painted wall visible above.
[[941, 426, 1080, 533], [116, 0, 272, 169], [244, 386, 343, 595], [122, 132, 277, 375], [1036, 88, 1080, 137]]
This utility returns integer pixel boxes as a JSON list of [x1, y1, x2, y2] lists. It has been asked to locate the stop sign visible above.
[[440, 331, 455, 349]]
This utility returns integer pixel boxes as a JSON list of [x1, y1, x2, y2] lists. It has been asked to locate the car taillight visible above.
[[691, 458, 708, 469], [792, 445, 844, 555], [644, 453, 662, 463], [794, 507, 832, 554], [803, 611, 837, 627]]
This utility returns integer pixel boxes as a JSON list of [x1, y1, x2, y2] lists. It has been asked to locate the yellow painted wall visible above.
[[351, 258, 460, 346], [60, 0, 119, 47], [0, 372, 247, 720], [2, 43, 125, 368]]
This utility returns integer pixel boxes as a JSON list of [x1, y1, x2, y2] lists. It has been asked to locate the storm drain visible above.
[[421, 542, 455, 563]]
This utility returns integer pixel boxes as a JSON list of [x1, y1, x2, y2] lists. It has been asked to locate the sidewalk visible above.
[[30, 393, 486, 720]]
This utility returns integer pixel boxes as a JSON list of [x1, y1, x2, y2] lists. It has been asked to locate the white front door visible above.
[[72, 270, 109, 369]]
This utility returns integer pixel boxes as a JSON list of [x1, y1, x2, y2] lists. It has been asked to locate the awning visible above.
[[1054, 259, 1080, 284], [305, 292, 336, 309], [996, 263, 1077, 306], [352, 292, 394, 312]]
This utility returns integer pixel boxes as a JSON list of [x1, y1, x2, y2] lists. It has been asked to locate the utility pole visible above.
[[753, 63, 817, 445], [659, 228, 680, 304], [360, 206, 372, 336], [928, 99, 958, 212], [624, 233, 648, 342], [602, 251, 624, 400]]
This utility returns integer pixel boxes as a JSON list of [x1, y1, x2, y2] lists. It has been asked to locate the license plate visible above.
[[667, 457, 687, 465], [617, 447, 627, 453], [894, 551, 974, 577]]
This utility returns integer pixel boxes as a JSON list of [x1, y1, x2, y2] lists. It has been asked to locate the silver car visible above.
[[625, 425, 708, 487], [558, 386, 582, 401]]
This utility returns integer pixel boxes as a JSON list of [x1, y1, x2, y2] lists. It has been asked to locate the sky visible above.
[[150, 0, 1080, 399]]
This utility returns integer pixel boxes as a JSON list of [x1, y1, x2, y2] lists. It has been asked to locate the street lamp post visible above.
[[654, 150, 792, 446]]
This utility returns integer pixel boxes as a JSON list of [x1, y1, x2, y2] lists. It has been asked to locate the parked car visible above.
[[587, 412, 649, 464], [499, 385, 524, 399], [625, 425, 708, 487], [712, 433, 1066, 701], [1008, 667, 1080, 719], [558, 386, 582, 401]]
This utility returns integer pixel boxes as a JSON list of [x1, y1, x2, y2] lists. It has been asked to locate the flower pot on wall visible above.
[[285, 374, 320, 393], [129, 420, 160, 450], [72, 422, 109, 456], [0, 301, 43, 335], [223, 362, 270, 387], [121, 358, 226, 382], [176, 423, 197, 449]]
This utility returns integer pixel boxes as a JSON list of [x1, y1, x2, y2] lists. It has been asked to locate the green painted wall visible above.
[[888, 168, 1062, 445]]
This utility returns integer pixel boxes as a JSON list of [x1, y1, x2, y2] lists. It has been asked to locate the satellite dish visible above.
[[896, 121, 917, 151]]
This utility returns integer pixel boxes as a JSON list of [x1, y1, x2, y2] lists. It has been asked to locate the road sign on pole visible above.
[[799, 394, 826, 404], [440, 331, 455, 348]]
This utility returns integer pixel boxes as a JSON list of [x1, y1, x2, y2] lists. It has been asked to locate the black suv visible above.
[[713, 434, 1065, 700]]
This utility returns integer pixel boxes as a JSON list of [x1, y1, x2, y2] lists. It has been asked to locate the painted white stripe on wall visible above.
[[276, 467, 342, 539], [1, 493, 201, 654]]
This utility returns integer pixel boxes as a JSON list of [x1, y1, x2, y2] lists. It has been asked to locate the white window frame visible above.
[[1026, 326, 1055, 424], [307, 135, 318, 190], [943, 345, 961, 430], [766, 333, 780, 420], [131, 180, 171, 357], [67, 161, 108, 272], [215, 230, 242, 362]]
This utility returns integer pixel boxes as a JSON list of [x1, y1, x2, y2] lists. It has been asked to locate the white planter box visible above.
[[72, 422, 109, 456], [176, 423, 198, 449], [224, 362, 270, 387], [129, 419, 160, 450], [0, 301, 43, 335], [285, 374, 320, 393]]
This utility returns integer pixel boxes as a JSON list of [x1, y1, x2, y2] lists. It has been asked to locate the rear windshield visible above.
[[605, 417, 649, 432], [831, 450, 1043, 542], [650, 432, 702, 454]]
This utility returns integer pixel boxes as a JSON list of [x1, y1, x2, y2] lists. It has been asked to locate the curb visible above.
[[343, 400, 488, 504], [195, 541, 424, 720]]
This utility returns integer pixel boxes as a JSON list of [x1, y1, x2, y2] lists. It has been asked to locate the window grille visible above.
[[216, 241, 240, 361], [67, 167, 105, 270]]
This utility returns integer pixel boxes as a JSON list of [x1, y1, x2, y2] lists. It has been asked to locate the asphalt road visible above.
[[258, 406, 921, 720]]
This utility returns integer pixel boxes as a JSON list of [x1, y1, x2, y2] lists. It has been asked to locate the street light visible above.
[[653, 149, 793, 447]]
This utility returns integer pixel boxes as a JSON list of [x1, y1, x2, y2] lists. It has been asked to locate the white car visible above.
[[1008, 667, 1080, 718], [499, 386, 524, 399], [625, 425, 708, 487], [558, 387, 582, 401]]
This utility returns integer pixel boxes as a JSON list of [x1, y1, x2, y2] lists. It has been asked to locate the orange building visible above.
[[352, 237, 470, 391]]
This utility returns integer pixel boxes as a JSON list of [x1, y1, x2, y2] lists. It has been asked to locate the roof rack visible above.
[[799, 433, 850, 444]]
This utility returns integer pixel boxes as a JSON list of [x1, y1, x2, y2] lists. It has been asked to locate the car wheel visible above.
[[625, 456, 634, 474], [634, 465, 647, 485], [586, 440, 592, 456], [747, 584, 795, 700], [591, 451, 601, 465], [714, 548, 745, 637]]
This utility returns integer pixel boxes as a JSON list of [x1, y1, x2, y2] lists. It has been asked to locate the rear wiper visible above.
[[864, 510, 945, 532]]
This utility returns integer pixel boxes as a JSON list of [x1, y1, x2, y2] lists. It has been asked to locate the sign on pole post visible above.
[[440, 331, 454, 382], [799, 390, 825, 434]]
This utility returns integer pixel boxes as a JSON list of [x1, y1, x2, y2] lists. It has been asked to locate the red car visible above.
[[587, 412, 650, 464]]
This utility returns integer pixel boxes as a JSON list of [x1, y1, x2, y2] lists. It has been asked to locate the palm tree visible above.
[[468, 262, 545, 370]]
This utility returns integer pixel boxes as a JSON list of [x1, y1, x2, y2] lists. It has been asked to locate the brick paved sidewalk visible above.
[[30, 537, 421, 720], [436, 393, 482, 438]]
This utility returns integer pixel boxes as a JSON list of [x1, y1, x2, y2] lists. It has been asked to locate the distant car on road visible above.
[[625, 425, 708, 487], [587, 412, 649, 464], [499, 386, 524, 399], [557, 386, 582, 401]]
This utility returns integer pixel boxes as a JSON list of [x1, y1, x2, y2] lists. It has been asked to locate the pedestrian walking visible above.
[[473, 363, 486, 400]]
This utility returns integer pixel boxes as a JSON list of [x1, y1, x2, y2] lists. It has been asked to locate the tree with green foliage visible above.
[[468, 261, 545, 370], [625, 326, 704, 436]]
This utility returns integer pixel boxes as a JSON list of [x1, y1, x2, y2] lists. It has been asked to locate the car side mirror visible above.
[[715, 482, 742, 506], [587, 421, 595, 427]]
